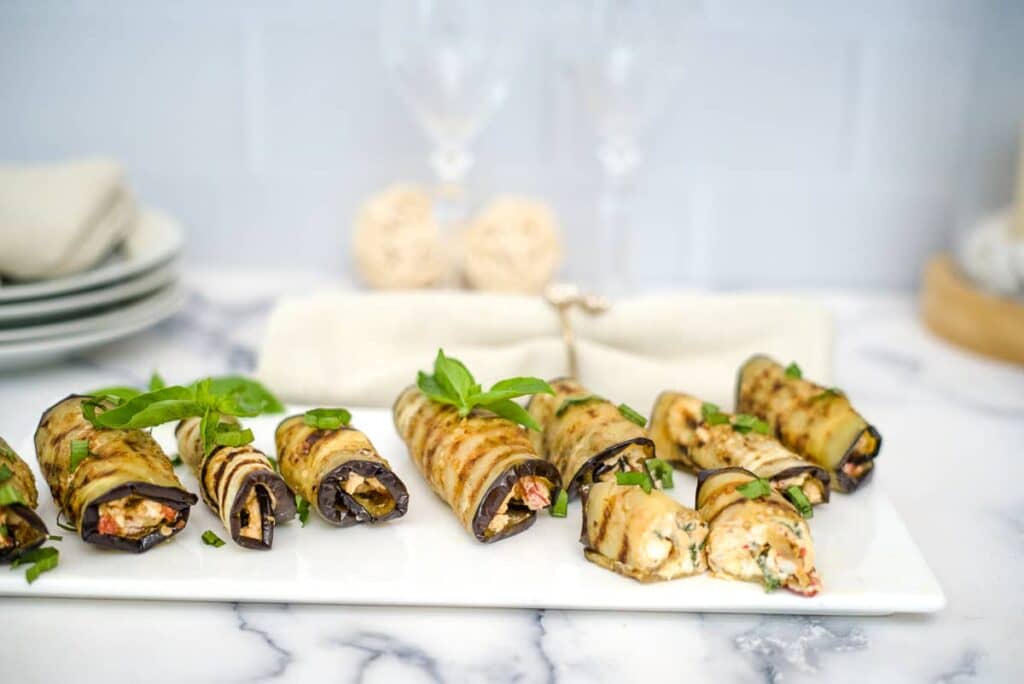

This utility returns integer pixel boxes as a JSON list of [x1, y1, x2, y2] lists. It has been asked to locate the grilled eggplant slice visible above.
[[735, 355, 881, 492], [697, 467, 820, 596], [581, 480, 708, 582], [393, 386, 560, 543], [526, 378, 654, 499], [0, 437, 48, 563], [649, 391, 830, 505], [34, 395, 197, 552], [176, 417, 295, 549], [275, 414, 408, 527]]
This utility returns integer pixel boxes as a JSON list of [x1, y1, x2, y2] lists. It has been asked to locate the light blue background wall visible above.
[[1, 0, 1023, 289]]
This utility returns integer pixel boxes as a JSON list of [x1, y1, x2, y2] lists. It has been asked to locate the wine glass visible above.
[[379, 0, 522, 228], [564, 0, 697, 293]]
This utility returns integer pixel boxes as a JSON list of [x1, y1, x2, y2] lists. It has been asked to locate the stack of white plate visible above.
[[0, 208, 186, 370]]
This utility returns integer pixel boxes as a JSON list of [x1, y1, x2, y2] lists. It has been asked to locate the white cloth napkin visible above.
[[0, 159, 137, 280], [257, 290, 833, 412]]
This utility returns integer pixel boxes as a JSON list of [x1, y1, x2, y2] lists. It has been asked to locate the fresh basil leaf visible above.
[[486, 377, 554, 397], [732, 414, 769, 435], [86, 386, 142, 404], [0, 484, 24, 506], [87, 386, 196, 428], [303, 408, 352, 430], [148, 371, 167, 391], [784, 485, 814, 519], [25, 547, 59, 584], [204, 376, 285, 414], [296, 495, 310, 526], [481, 398, 541, 432], [417, 371, 459, 407], [69, 440, 91, 472], [701, 402, 730, 426], [736, 478, 773, 500], [201, 530, 226, 547], [617, 403, 647, 427], [433, 349, 475, 405], [784, 362, 802, 379], [555, 394, 603, 417], [0, 464, 12, 482]]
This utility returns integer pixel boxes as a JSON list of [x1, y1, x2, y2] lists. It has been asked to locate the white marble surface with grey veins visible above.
[[2, 271, 1022, 683]]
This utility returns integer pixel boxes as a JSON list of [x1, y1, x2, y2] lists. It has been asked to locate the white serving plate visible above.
[[0, 261, 179, 325], [0, 285, 185, 371], [0, 208, 182, 304], [2, 408, 945, 616]]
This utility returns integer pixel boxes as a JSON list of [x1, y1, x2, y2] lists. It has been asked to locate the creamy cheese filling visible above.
[[639, 514, 708, 579], [237, 488, 267, 540], [707, 502, 819, 595], [485, 476, 551, 536], [98, 496, 180, 539]]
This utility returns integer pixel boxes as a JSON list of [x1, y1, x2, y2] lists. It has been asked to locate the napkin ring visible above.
[[544, 283, 609, 380]]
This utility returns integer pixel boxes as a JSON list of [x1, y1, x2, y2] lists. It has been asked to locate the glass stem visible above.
[[430, 145, 474, 230], [596, 139, 640, 295]]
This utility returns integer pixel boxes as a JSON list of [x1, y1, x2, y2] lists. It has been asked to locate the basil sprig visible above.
[[83, 375, 283, 455], [416, 349, 553, 431]]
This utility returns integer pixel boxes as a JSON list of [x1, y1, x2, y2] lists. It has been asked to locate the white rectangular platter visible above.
[[2, 407, 945, 615]]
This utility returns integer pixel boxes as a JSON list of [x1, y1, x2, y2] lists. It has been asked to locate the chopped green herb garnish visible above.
[[295, 495, 310, 526], [0, 484, 26, 506], [689, 543, 699, 566], [201, 530, 226, 547], [784, 362, 802, 379], [47, 535, 63, 542], [736, 477, 772, 500], [732, 414, 771, 435], [645, 458, 674, 489], [810, 387, 844, 402], [12, 546, 59, 584], [0, 443, 14, 462], [701, 402, 730, 426], [756, 546, 780, 592], [69, 439, 91, 472], [555, 394, 603, 417], [549, 489, 568, 517], [0, 464, 12, 482], [616, 470, 653, 494], [266, 455, 278, 472], [617, 403, 647, 427], [784, 486, 813, 519], [170, 454, 183, 467], [303, 408, 352, 430], [417, 349, 553, 431]]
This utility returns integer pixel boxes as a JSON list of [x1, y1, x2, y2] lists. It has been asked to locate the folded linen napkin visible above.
[[257, 290, 832, 411], [0, 159, 137, 280]]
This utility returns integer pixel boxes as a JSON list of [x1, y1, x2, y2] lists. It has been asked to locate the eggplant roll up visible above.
[[393, 386, 561, 542], [176, 417, 295, 549], [0, 438, 48, 562], [697, 467, 820, 596], [735, 355, 881, 492], [649, 392, 830, 505], [34, 395, 197, 552], [275, 414, 408, 527], [526, 378, 654, 498], [580, 480, 708, 582]]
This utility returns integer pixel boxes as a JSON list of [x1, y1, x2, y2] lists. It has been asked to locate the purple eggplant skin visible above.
[[0, 505, 48, 563], [316, 460, 410, 527], [80, 482, 197, 553], [217, 464, 297, 550], [563, 436, 656, 499], [472, 459, 562, 543]]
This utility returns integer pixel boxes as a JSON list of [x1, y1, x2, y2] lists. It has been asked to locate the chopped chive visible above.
[[201, 530, 226, 547], [169, 454, 183, 467], [556, 395, 602, 417], [645, 458, 674, 489], [303, 408, 352, 430], [784, 486, 814, 519], [617, 403, 647, 427], [0, 464, 11, 482], [46, 535, 63, 541], [549, 488, 569, 517], [20, 546, 59, 584], [736, 478, 772, 500], [616, 470, 653, 494], [69, 439, 91, 472], [784, 362, 802, 379], [295, 495, 310, 526], [0, 484, 25, 506]]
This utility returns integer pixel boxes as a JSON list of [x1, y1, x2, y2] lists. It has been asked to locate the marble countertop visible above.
[[3, 271, 1023, 683]]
